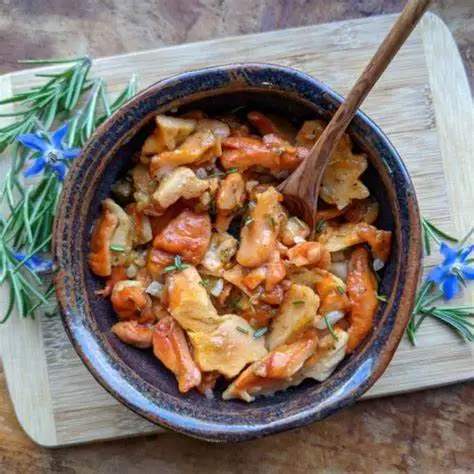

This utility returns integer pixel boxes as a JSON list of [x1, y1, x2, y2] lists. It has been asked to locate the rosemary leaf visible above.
[[253, 327, 268, 338], [18, 56, 88, 65], [324, 315, 339, 341]]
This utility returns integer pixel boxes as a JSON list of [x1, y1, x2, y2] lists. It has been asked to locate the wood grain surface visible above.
[[0, 1, 473, 473]]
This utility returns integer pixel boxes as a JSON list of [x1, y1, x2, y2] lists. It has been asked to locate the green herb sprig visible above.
[[163, 255, 190, 274], [324, 315, 339, 341], [407, 220, 473, 344], [0, 56, 137, 323]]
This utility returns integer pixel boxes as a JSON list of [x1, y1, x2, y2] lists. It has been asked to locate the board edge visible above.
[[0, 72, 58, 447]]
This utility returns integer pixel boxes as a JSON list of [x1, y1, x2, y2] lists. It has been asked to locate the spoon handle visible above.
[[285, 0, 430, 200]]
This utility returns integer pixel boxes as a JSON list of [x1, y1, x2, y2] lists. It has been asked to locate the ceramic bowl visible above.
[[53, 63, 422, 442]]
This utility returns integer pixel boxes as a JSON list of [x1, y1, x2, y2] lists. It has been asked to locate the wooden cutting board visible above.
[[0, 12, 472, 447]]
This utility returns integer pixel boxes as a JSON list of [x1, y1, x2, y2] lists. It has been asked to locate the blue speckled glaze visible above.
[[53, 64, 422, 443]]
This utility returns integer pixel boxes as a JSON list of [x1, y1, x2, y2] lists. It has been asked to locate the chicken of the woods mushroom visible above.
[[88, 109, 392, 402]]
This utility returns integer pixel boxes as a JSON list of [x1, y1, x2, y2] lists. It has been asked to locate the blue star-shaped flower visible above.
[[13, 252, 53, 273], [426, 242, 474, 299], [17, 123, 80, 181]]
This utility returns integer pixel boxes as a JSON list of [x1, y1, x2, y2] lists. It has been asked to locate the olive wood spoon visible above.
[[278, 0, 430, 228]]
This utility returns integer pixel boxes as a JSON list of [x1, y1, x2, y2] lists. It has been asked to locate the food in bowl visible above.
[[88, 108, 392, 402]]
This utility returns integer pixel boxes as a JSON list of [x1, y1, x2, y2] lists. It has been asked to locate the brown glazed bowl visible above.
[[53, 63, 422, 442]]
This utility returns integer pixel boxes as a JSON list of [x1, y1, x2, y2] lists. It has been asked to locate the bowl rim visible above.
[[54, 62, 422, 442]]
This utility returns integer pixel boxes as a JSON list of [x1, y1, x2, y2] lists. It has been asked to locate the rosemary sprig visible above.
[[0, 57, 138, 322], [163, 255, 190, 273], [407, 220, 473, 344], [0, 57, 92, 152], [421, 217, 458, 256]]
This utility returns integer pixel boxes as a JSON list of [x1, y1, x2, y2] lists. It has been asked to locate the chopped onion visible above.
[[373, 258, 384, 271], [154, 164, 174, 180], [146, 281, 163, 297], [329, 262, 348, 281], [195, 168, 207, 179], [315, 310, 345, 329], [126, 264, 138, 278], [209, 278, 224, 297]]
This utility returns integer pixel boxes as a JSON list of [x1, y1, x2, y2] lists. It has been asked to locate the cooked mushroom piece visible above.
[[188, 314, 267, 379], [223, 331, 318, 402], [152, 316, 202, 393], [237, 187, 282, 268], [152, 166, 209, 209], [267, 284, 320, 350]]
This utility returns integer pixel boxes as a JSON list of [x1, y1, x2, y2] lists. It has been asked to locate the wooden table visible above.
[[0, 1, 473, 472]]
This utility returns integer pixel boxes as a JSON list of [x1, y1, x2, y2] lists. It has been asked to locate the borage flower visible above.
[[17, 123, 80, 181], [13, 252, 53, 273], [426, 242, 474, 300]]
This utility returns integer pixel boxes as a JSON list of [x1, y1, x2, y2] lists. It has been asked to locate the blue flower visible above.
[[17, 123, 80, 181], [13, 252, 53, 273], [427, 242, 474, 299]]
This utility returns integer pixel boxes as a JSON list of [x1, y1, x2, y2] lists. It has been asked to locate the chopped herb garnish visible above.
[[336, 286, 345, 295], [200, 279, 210, 288], [163, 255, 190, 273], [268, 215, 277, 230], [236, 326, 249, 335], [207, 171, 225, 178], [110, 244, 125, 252], [206, 168, 238, 179], [209, 199, 216, 215], [227, 297, 242, 310], [245, 217, 254, 227], [376, 294, 388, 302], [220, 248, 232, 260], [293, 300, 305, 306], [324, 316, 339, 341], [314, 220, 326, 233], [253, 327, 268, 338]]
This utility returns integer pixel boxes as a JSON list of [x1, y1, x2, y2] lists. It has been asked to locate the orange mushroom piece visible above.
[[153, 209, 211, 265], [265, 250, 286, 292], [220, 136, 280, 172], [150, 129, 221, 173], [152, 316, 202, 393], [223, 330, 318, 402], [215, 171, 246, 232], [318, 222, 391, 265], [287, 242, 331, 269], [312, 269, 351, 316], [96, 264, 128, 297], [112, 321, 153, 349], [357, 222, 391, 265], [237, 187, 282, 268], [344, 198, 380, 225], [146, 248, 175, 280], [126, 203, 152, 245], [247, 111, 281, 135], [346, 247, 379, 353], [110, 280, 153, 322], [262, 134, 307, 171], [88, 207, 118, 277]]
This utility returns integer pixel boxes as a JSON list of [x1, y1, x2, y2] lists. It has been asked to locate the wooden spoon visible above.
[[278, 0, 430, 228]]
